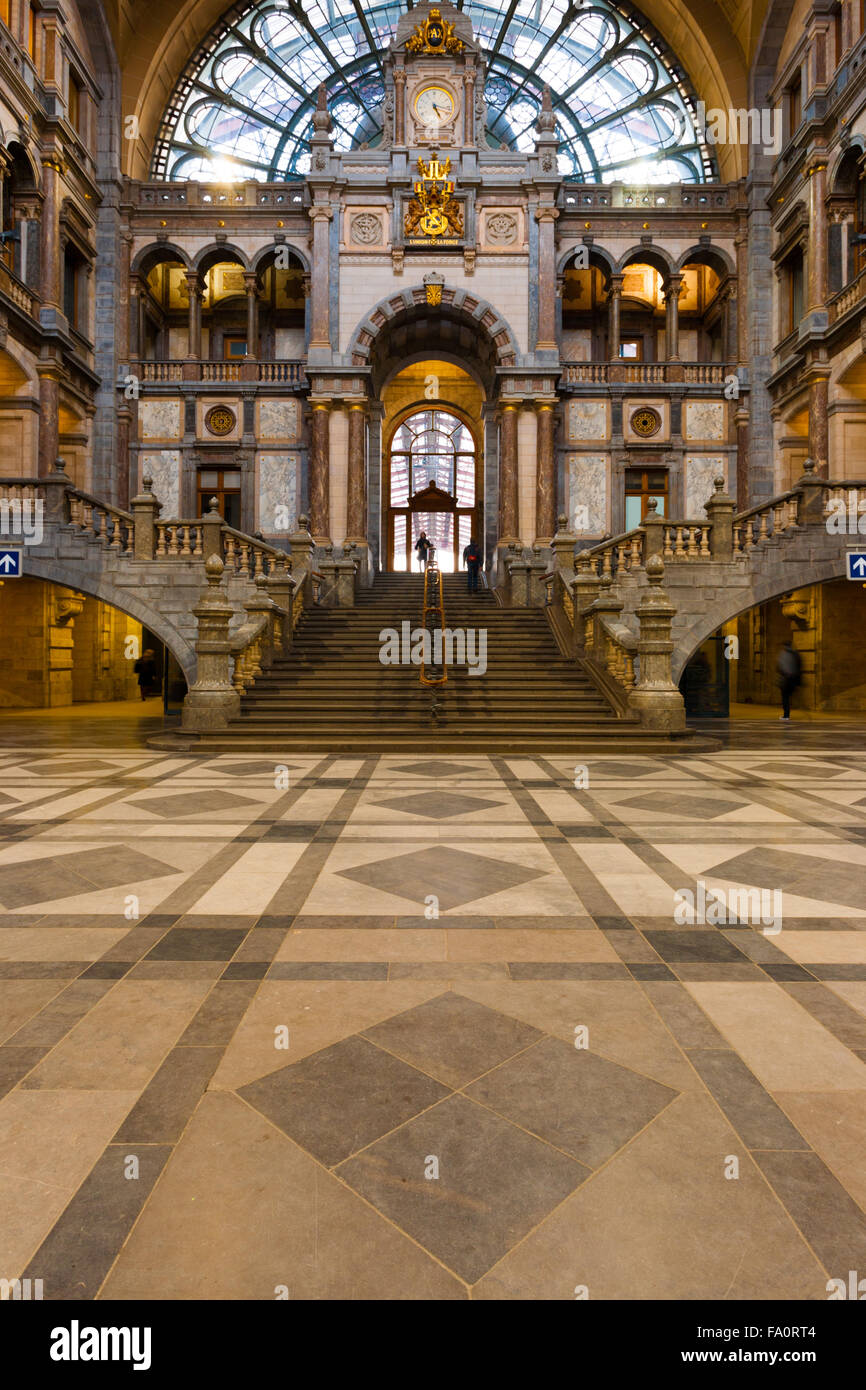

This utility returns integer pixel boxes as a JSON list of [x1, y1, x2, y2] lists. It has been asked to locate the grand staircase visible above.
[[191, 572, 699, 753]]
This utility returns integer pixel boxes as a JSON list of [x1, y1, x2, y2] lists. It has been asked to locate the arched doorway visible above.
[[385, 406, 480, 571]]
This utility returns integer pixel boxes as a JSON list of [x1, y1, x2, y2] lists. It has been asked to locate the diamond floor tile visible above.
[[362, 991, 542, 1087], [374, 792, 503, 821], [335, 845, 547, 910]]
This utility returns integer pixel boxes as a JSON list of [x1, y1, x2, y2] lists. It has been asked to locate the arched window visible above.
[[153, 0, 711, 183]]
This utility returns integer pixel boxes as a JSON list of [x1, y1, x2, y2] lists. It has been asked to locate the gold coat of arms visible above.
[[406, 9, 464, 54], [404, 156, 464, 240]]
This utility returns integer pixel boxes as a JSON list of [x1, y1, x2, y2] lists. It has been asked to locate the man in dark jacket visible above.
[[463, 537, 481, 592], [776, 641, 801, 721]]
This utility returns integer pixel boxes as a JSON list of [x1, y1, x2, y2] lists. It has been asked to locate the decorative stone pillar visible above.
[[664, 273, 684, 361], [704, 476, 735, 560], [182, 556, 241, 731], [37, 364, 61, 477], [131, 475, 162, 559], [128, 275, 143, 360], [498, 403, 519, 543], [534, 208, 559, 351], [243, 272, 259, 358], [346, 402, 367, 541], [394, 67, 406, 145], [308, 206, 333, 352], [310, 400, 331, 542], [607, 273, 623, 360], [462, 67, 475, 145], [39, 153, 63, 323], [806, 151, 829, 314], [535, 401, 556, 542], [185, 272, 203, 359], [807, 369, 830, 476], [627, 555, 686, 732]]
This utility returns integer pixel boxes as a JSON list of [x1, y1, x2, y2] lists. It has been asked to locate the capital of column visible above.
[[608, 273, 624, 297], [242, 271, 259, 293], [184, 271, 204, 299], [534, 207, 560, 224], [663, 273, 685, 301], [309, 206, 334, 224]]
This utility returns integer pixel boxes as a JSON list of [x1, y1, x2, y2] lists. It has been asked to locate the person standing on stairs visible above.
[[415, 531, 431, 571], [463, 537, 481, 592]]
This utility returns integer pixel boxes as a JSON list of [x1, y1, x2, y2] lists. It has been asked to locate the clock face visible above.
[[413, 86, 455, 128]]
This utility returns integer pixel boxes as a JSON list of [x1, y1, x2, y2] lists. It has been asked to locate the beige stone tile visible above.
[[0, 927, 130, 961], [100, 1091, 464, 1299], [0, 981, 65, 1041], [0, 1089, 137, 1276], [827, 982, 866, 1017], [446, 930, 620, 962], [275, 929, 446, 962], [773, 1090, 866, 1213], [474, 1092, 826, 1300], [773, 933, 866, 964], [686, 982, 866, 1091], [454, 980, 697, 1092], [210, 980, 446, 1090], [22, 980, 212, 1090], [187, 841, 308, 914]]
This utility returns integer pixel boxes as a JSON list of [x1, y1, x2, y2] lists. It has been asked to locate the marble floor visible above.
[[2, 731, 866, 1299]]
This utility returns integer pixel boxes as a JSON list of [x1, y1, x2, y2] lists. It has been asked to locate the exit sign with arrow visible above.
[[847, 553, 866, 580], [0, 548, 21, 577]]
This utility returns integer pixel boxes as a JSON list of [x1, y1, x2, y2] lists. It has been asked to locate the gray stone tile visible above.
[[0, 847, 177, 909], [687, 1050, 808, 1150], [336, 845, 546, 910], [145, 928, 248, 961], [616, 791, 746, 819], [115, 1047, 223, 1143], [337, 1093, 586, 1283], [132, 790, 260, 819], [362, 991, 542, 1088], [373, 791, 503, 821], [177, 981, 258, 1045], [238, 1035, 449, 1166], [466, 1036, 678, 1168], [643, 930, 750, 963], [754, 1151, 866, 1274], [393, 760, 482, 778]]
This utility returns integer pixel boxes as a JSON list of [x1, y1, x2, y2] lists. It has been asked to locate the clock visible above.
[[413, 85, 456, 131]]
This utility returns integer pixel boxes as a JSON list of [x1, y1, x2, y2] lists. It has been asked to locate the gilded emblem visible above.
[[631, 407, 662, 438], [404, 155, 464, 240], [406, 8, 464, 55]]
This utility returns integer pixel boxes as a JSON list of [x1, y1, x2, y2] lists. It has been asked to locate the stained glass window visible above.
[[390, 410, 475, 502], [153, 0, 711, 183]]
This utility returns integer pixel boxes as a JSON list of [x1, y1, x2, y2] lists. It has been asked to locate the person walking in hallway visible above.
[[776, 640, 802, 721], [463, 537, 481, 592], [415, 530, 431, 572]]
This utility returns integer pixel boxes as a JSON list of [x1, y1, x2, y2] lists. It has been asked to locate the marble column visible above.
[[607, 273, 623, 360], [243, 272, 259, 358], [128, 275, 142, 359], [806, 154, 828, 313], [664, 273, 684, 361], [310, 400, 331, 541], [499, 403, 519, 542], [535, 403, 556, 541], [308, 206, 333, 351], [37, 367, 61, 477], [39, 154, 62, 318], [808, 370, 830, 477], [185, 272, 202, 359], [463, 68, 475, 145], [534, 208, 559, 350], [346, 403, 367, 540], [394, 68, 406, 145], [735, 224, 748, 365]]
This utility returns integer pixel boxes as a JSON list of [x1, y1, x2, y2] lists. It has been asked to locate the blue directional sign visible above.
[[0, 548, 21, 577], [847, 552, 866, 581]]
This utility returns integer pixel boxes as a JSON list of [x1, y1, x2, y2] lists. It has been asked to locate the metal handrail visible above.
[[420, 550, 447, 688]]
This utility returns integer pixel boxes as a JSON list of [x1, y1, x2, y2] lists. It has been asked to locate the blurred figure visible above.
[[463, 536, 481, 592], [134, 648, 159, 701], [776, 641, 801, 721], [414, 530, 431, 572]]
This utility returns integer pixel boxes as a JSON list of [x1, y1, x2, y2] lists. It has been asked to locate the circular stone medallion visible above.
[[206, 405, 236, 437], [631, 407, 662, 438]]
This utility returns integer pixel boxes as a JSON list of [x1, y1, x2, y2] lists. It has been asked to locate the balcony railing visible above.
[[560, 362, 728, 386], [828, 268, 866, 324], [0, 260, 37, 317], [137, 359, 307, 385]]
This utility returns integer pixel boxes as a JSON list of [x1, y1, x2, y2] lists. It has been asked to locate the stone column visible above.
[[243, 272, 259, 358], [128, 275, 142, 359], [534, 208, 559, 351], [310, 399, 331, 542], [498, 403, 519, 543], [808, 369, 830, 476], [627, 555, 686, 732], [463, 68, 475, 145], [607, 273, 623, 360], [393, 67, 406, 145], [346, 402, 367, 541], [37, 365, 61, 477], [185, 272, 202, 359], [664, 273, 684, 361], [535, 402, 556, 542], [39, 153, 62, 322], [308, 206, 333, 351], [806, 152, 829, 313]]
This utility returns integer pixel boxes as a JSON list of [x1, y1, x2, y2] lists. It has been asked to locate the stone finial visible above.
[[255, 573, 268, 590], [205, 554, 224, 583], [646, 497, 658, 514], [297, 513, 311, 532], [802, 456, 816, 477], [556, 512, 568, 530], [53, 457, 68, 475], [714, 475, 725, 492], [143, 476, 153, 493], [208, 496, 220, 513], [646, 554, 665, 584]]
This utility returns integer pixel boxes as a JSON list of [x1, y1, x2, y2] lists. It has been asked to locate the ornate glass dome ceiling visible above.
[[152, 0, 712, 184]]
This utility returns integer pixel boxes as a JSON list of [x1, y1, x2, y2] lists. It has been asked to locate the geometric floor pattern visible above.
[[2, 737, 866, 1297]]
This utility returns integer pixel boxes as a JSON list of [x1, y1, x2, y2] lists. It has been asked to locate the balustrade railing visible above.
[[0, 261, 37, 316], [732, 493, 800, 554], [561, 362, 728, 386]]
